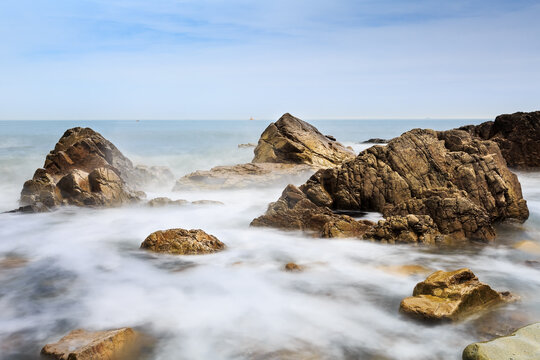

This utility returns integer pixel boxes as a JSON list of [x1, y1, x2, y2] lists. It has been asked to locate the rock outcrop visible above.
[[460, 111, 540, 168], [41, 328, 139, 360], [140, 228, 225, 255], [173, 163, 314, 191], [253, 113, 355, 167], [18, 127, 172, 212], [252, 128, 529, 242], [399, 268, 514, 322], [462, 322, 540, 360]]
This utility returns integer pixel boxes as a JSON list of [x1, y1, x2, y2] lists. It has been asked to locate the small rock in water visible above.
[[0, 255, 28, 270], [141, 228, 225, 255], [361, 138, 388, 144], [377, 264, 432, 277], [191, 200, 224, 206], [238, 143, 257, 148], [147, 197, 189, 207], [399, 268, 514, 322], [462, 322, 540, 360], [41, 327, 140, 360], [284, 262, 304, 272], [513, 240, 540, 255]]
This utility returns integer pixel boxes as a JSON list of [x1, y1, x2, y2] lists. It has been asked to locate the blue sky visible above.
[[1, 0, 539, 120]]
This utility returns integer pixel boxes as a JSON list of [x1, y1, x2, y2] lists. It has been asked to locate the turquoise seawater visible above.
[[1, 119, 539, 360]]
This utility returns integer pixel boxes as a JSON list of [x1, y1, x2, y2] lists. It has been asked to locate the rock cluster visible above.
[[18, 127, 173, 212], [252, 128, 529, 242], [460, 111, 540, 168], [41, 328, 139, 360], [141, 228, 225, 255], [252, 113, 355, 166], [399, 269, 513, 322], [462, 322, 540, 360]]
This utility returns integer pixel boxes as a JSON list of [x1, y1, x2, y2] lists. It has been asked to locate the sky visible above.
[[0, 0, 539, 120]]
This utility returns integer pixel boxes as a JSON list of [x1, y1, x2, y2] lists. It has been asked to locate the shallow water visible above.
[[1, 119, 539, 359]]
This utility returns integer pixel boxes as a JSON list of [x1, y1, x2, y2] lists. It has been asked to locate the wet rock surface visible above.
[[140, 228, 225, 255], [173, 163, 315, 190], [252, 113, 355, 167], [460, 111, 540, 168], [253, 128, 528, 242], [462, 322, 540, 360], [399, 268, 513, 322], [41, 328, 139, 360], [18, 127, 172, 212], [362, 138, 389, 144]]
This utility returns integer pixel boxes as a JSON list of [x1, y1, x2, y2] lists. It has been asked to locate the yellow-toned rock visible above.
[[513, 240, 540, 255], [41, 328, 139, 360], [141, 228, 225, 255], [399, 268, 513, 322], [378, 264, 432, 277]]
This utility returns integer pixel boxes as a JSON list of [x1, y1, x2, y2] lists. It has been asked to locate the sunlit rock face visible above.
[[141, 228, 225, 255], [252, 113, 356, 167], [41, 328, 140, 360], [18, 127, 173, 212], [399, 268, 514, 322], [460, 111, 540, 169], [253, 128, 529, 242]]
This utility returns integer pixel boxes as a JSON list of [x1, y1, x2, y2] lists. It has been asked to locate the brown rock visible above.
[[252, 113, 355, 167], [399, 268, 513, 322], [253, 128, 528, 242], [513, 240, 540, 255], [147, 197, 189, 207], [377, 264, 432, 277], [460, 111, 540, 168], [41, 328, 139, 360], [19, 127, 171, 212], [140, 228, 225, 255], [173, 163, 315, 190], [284, 262, 304, 272]]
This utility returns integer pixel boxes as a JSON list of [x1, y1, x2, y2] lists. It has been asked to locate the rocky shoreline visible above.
[[8, 111, 540, 359]]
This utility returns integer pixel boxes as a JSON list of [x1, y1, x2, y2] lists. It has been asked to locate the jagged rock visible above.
[[252, 128, 528, 242], [362, 138, 389, 144], [173, 163, 315, 190], [238, 143, 257, 148], [252, 113, 355, 167], [41, 328, 139, 360], [365, 215, 442, 245], [462, 322, 540, 360], [460, 111, 540, 168], [251, 185, 374, 238], [140, 229, 225, 255], [399, 268, 514, 322], [18, 127, 172, 212]]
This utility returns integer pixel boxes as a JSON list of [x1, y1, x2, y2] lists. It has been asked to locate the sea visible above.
[[0, 119, 539, 359]]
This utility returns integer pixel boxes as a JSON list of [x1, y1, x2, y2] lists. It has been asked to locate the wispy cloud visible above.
[[0, 0, 539, 119]]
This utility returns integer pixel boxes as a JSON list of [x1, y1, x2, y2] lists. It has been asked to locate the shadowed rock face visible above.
[[18, 127, 173, 212], [141, 228, 225, 255], [399, 268, 513, 322], [460, 111, 540, 168], [253, 113, 355, 167], [252, 128, 528, 242]]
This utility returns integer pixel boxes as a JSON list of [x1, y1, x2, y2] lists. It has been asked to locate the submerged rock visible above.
[[462, 322, 540, 360], [512, 240, 540, 255], [141, 228, 225, 255], [252, 128, 528, 242], [460, 111, 540, 168], [284, 262, 304, 272], [173, 163, 315, 190], [399, 268, 514, 322], [238, 143, 257, 148], [41, 327, 139, 360], [18, 127, 172, 212], [252, 113, 355, 167], [147, 197, 189, 207], [377, 264, 432, 277]]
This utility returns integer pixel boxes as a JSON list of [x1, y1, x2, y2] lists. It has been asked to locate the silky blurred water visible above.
[[0, 119, 539, 360]]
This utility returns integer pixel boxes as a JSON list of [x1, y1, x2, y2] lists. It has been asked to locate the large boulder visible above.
[[252, 129, 529, 242], [173, 163, 314, 190], [399, 268, 513, 322], [460, 111, 540, 168], [252, 113, 355, 167], [462, 322, 540, 360], [41, 328, 139, 360], [18, 127, 172, 211], [141, 228, 225, 255]]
